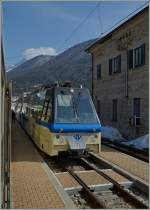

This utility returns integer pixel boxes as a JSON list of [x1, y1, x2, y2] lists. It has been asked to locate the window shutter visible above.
[[109, 59, 112, 75], [128, 49, 133, 69], [112, 99, 117, 121], [118, 55, 121, 73], [96, 64, 101, 80], [141, 44, 145, 65], [133, 98, 140, 117]]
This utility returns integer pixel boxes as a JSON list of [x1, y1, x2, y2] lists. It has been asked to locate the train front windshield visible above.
[[55, 88, 99, 124]]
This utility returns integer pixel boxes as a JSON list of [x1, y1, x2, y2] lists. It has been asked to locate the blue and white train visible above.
[[19, 82, 101, 156]]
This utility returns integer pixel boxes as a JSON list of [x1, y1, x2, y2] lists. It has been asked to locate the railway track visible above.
[[79, 157, 148, 209], [43, 154, 149, 209], [18, 121, 149, 209]]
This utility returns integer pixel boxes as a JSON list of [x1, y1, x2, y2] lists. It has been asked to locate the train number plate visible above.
[[72, 141, 81, 149], [65, 136, 86, 150]]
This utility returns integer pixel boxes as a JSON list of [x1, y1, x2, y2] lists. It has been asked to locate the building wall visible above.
[[91, 9, 149, 138]]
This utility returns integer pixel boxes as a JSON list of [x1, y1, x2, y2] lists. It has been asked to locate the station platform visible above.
[[97, 145, 149, 183], [11, 122, 75, 209]]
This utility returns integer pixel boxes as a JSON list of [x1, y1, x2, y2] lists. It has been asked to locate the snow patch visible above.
[[101, 125, 149, 150], [101, 126, 124, 141], [122, 134, 149, 149]]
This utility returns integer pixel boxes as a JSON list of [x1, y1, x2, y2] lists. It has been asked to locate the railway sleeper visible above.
[[67, 167, 106, 209], [80, 158, 148, 209]]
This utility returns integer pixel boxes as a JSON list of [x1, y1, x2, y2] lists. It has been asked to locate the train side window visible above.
[[31, 109, 35, 116], [41, 100, 49, 120], [47, 102, 52, 123], [41, 88, 53, 122]]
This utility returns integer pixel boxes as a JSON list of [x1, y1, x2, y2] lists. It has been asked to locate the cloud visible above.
[[23, 47, 57, 60]]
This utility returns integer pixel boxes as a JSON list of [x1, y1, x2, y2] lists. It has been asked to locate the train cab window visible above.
[[57, 94, 72, 106], [56, 91, 75, 123], [55, 88, 99, 124], [76, 91, 98, 123]]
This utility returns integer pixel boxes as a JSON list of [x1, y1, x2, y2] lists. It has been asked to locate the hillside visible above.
[[8, 39, 95, 95]]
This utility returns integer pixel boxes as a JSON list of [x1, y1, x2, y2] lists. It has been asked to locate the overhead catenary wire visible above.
[[97, 2, 103, 36], [56, 1, 149, 52], [97, 1, 149, 39], [57, 2, 101, 52], [6, 2, 100, 61], [6, 1, 149, 62]]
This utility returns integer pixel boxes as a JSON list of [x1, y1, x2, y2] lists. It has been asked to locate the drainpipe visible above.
[[125, 49, 128, 98]]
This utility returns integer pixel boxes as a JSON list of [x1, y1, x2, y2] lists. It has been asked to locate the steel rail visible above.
[[81, 157, 148, 209], [67, 167, 106, 209]]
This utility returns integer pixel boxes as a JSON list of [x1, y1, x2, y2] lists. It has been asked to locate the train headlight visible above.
[[56, 134, 60, 139]]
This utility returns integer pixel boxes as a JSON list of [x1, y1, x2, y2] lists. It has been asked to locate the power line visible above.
[[57, 1, 148, 52], [97, 1, 149, 39], [6, 1, 148, 61], [7, 2, 100, 61], [57, 2, 100, 52], [97, 2, 103, 36]]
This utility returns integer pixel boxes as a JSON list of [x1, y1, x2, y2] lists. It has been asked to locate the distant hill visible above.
[[7, 39, 95, 95]]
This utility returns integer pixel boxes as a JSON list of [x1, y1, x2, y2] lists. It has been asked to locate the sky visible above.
[[2, 1, 149, 66]]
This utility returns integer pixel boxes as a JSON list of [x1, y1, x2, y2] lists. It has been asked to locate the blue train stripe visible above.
[[36, 120, 101, 133]]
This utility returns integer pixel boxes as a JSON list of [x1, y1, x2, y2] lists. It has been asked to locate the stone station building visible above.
[[86, 6, 149, 138]]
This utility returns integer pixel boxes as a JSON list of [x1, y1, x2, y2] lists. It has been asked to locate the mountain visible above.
[[6, 64, 15, 72], [7, 39, 95, 95], [6, 58, 27, 72], [8, 55, 54, 79]]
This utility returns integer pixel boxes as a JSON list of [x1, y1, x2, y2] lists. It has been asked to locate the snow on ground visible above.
[[122, 134, 149, 150], [101, 125, 149, 150], [101, 126, 125, 141]]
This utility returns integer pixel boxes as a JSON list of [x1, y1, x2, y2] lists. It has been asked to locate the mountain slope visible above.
[[8, 39, 95, 95], [8, 55, 54, 80]]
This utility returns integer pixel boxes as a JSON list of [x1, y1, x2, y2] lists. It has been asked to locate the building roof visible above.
[[86, 5, 149, 52]]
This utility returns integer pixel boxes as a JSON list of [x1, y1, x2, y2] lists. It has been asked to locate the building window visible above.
[[128, 44, 145, 69], [112, 99, 117, 121], [109, 55, 121, 75], [97, 99, 101, 117], [128, 49, 133, 69], [133, 98, 141, 125], [96, 64, 101, 80]]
